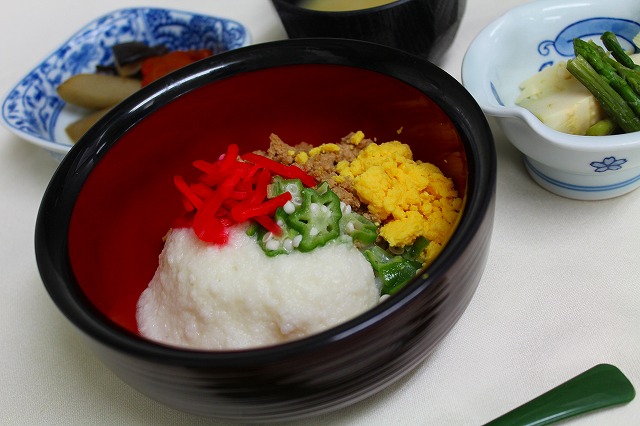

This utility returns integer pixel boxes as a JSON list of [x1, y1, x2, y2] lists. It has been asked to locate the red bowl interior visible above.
[[68, 64, 467, 335]]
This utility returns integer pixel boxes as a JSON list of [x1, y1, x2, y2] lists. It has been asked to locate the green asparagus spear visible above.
[[601, 31, 640, 71], [590, 42, 640, 96], [617, 67, 640, 96], [588, 40, 640, 75], [586, 118, 617, 136], [573, 38, 640, 116], [566, 55, 640, 133]]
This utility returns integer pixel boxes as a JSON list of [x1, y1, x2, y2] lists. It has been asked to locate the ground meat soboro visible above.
[[261, 131, 462, 265], [261, 132, 376, 220]]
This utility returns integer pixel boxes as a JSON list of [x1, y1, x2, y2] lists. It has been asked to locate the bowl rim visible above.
[[270, 0, 415, 15], [0, 6, 251, 156], [461, 0, 640, 152], [35, 37, 496, 366]]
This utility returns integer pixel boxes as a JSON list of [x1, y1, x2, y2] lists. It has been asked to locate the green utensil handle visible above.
[[484, 364, 635, 426]]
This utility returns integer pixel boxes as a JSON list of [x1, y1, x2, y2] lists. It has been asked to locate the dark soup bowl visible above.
[[35, 38, 495, 422], [271, 0, 467, 61]]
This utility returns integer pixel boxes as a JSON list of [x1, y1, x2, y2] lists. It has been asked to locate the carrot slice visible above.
[[141, 49, 213, 86]]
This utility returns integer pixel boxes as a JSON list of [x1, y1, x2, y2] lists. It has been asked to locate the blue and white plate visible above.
[[1, 7, 250, 161]]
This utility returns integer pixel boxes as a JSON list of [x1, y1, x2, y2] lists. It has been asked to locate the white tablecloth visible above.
[[1, 0, 639, 424]]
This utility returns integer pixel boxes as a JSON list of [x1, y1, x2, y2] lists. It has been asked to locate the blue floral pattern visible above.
[[1, 8, 249, 149], [489, 16, 640, 105], [590, 156, 627, 172], [535, 17, 640, 71]]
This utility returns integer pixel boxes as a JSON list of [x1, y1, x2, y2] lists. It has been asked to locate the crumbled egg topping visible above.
[[336, 137, 462, 263], [294, 151, 309, 164], [349, 130, 366, 145], [309, 143, 341, 157]]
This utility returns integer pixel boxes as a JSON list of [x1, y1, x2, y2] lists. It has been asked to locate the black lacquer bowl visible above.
[[35, 39, 495, 422], [271, 0, 466, 61]]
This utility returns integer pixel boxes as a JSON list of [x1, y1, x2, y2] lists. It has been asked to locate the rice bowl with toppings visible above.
[[36, 38, 497, 419], [135, 131, 462, 350]]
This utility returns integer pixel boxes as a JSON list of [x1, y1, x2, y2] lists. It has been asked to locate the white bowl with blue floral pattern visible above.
[[1, 7, 250, 161], [462, 0, 640, 200]]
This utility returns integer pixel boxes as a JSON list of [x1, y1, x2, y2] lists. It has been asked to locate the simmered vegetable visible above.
[[57, 73, 141, 110], [64, 107, 111, 142], [567, 33, 640, 134], [602, 32, 640, 72], [59, 42, 215, 142], [586, 118, 617, 136], [112, 41, 168, 77], [140, 49, 212, 86], [573, 39, 640, 117]]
